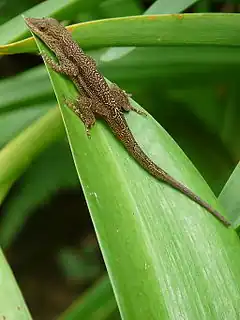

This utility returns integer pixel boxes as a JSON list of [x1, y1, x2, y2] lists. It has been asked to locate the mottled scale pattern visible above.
[[78, 57, 116, 105]]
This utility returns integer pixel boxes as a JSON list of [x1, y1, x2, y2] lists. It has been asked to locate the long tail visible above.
[[106, 115, 230, 227]]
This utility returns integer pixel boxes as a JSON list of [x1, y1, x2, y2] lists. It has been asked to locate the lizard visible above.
[[24, 17, 231, 227]]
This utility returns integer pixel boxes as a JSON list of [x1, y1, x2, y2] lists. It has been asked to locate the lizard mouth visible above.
[[24, 17, 48, 35], [24, 17, 37, 29]]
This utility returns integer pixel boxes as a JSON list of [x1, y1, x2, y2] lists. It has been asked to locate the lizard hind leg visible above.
[[110, 84, 146, 116], [64, 96, 96, 137]]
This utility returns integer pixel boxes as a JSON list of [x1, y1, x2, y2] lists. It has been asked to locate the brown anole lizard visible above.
[[24, 17, 230, 227]]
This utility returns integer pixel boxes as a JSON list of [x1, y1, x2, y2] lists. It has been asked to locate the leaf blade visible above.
[[2, 14, 240, 55], [28, 21, 240, 320]]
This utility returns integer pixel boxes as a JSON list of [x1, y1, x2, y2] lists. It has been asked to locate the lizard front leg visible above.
[[64, 96, 96, 137], [41, 51, 79, 77]]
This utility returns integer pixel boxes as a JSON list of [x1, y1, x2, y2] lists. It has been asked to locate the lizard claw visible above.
[[39, 50, 47, 58], [63, 96, 75, 111], [62, 95, 68, 106], [123, 89, 132, 97], [130, 106, 147, 116], [137, 109, 147, 116], [86, 128, 91, 139], [37, 51, 44, 59]]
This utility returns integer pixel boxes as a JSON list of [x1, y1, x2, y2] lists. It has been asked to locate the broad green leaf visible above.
[[58, 275, 119, 320], [0, 107, 64, 188], [0, 180, 14, 204], [0, 139, 78, 249], [220, 84, 240, 159], [99, 46, 240, 85], [145, 0, 199, 14], [99, 0, 142, 18], [29, 21, 240, 320], [102, 0, 201, 64], [0, 65, 53, 112], [0, 103, 52, 147], [2, 14, 240, 55], [0, 248, 32, 319], [219, 162, 240, 228]]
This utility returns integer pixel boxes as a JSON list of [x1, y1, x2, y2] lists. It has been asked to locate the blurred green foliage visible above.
[[0, 0, 240, 319]]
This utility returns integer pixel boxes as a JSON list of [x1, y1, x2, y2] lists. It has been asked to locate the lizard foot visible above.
[[86, 127, 92, 139], [122, 89, 132, 97], [63, 95, 96, 138], [130, 105, 147, 116]]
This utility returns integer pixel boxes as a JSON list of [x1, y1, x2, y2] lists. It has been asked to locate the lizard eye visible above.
[[39, 23, 47, 31]]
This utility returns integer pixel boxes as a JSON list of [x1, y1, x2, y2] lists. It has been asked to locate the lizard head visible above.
[[24, 17, 68, 41]]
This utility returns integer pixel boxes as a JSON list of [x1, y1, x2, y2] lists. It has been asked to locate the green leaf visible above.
[[0, 103, 52, 146], [58, 275, 119, 320], [0, 107, 64, 188], [0, 248, 32, 319], [67, 13, 240, 48], [145, 0, 199, 14], [99, 0, 142, 18], [0, 139, 78, 249], [29, 20, 240, 320], [0, 180, 14, 204], [2, 14, 240, 55], [0, 65, 53, 112], [219, 162, 240, 228], [102, 0, 201, 65]]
